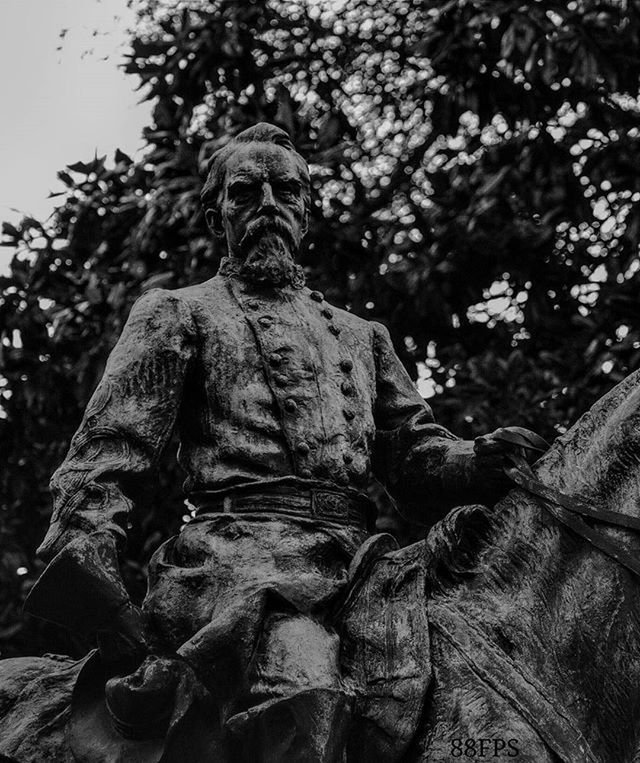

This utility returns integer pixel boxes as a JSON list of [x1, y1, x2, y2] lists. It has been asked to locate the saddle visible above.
[[335, 533, 433, 762]]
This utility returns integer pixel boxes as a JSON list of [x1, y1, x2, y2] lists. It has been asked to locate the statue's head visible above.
[[202, 123, 310, 287]]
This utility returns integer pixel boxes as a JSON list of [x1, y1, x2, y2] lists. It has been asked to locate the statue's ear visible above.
[[205, 208, 224, 238]]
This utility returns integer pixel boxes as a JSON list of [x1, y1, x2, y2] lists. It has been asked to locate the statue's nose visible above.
[[258, 182, 276, 212]]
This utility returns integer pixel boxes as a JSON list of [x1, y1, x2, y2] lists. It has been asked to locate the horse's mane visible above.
[[425, 368, 640, 596]]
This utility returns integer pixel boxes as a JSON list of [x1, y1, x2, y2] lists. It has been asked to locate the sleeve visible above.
[[370, 321, 493, 525], [37, 288, 196, 563]]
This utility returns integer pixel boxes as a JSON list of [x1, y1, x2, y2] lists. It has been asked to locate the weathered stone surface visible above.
[[0, 654, 83, 762]]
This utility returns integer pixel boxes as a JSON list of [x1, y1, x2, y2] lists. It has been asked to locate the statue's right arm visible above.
[[38, 288, 196, 563], [370, 320, 510, 526], [37, 287, 196, 567]]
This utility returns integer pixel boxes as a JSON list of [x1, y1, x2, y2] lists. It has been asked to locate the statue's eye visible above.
[[230, 184, 253, 201], [276, 183, 299, 199]]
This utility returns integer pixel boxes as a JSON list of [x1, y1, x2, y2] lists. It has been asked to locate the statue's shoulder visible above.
[[171, 275, 228, 304], [158, 275, 235, 317], [129, 285, 195, 324], [128, 277, 230, 337]]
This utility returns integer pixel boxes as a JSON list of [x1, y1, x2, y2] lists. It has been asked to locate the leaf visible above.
[[2, 222, 20, 238], [115, 149, 133, 166], [67, 161, 93, 174], [501, 24, 516, 59], [478, 166, 510, 196], [56, 171, 74, 186]]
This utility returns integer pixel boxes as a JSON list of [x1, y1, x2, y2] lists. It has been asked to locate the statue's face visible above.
[[207, 142, 308, 286]]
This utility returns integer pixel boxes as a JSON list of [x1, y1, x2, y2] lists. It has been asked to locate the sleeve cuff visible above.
[[441, 440, 477, 497]]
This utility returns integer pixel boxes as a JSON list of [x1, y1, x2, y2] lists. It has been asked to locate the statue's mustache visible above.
[[240, 216, 296, 253]]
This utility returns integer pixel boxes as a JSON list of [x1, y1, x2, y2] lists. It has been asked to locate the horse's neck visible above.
[[537, 368, 640, 505], [436, 370, 640, 753]]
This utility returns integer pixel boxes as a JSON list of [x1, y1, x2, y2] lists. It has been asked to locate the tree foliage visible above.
[[2, 0, 640, 656]]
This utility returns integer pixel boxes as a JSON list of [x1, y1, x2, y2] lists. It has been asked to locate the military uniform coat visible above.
[[36, 268, 486, 711]]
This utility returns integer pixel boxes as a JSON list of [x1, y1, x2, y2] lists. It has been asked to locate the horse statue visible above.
[[413, 367, 640, 762], [1, 369, 640, 762]]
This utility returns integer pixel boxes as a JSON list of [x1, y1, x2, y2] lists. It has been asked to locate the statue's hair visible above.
[[200, 123, 310, 210]]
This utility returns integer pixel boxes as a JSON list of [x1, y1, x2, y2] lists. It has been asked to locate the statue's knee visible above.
[[250, 613, 342, 702]]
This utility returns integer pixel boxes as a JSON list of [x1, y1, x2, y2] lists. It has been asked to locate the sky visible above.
[[0, 0, 152, 272]]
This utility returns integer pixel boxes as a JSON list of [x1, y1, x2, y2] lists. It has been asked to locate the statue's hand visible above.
[[475, 426, 549, 475], [105, 655, 184, 738], [473, 430, 512, 491]]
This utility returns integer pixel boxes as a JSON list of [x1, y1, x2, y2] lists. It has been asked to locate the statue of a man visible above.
[[26, 123, 528, 761]]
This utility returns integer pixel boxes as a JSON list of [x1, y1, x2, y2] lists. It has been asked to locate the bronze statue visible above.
[[0, 125, 564, 762]]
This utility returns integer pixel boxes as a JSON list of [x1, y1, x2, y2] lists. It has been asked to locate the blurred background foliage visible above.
[[2, 0, 640, 657]]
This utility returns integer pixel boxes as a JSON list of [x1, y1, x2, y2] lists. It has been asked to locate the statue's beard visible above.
[[237, 218, 305, 288]]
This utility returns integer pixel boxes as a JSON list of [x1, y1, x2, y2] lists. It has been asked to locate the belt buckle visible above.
[[312, 491, 346, 523]]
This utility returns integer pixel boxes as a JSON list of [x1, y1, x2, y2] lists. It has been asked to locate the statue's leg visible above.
[[0, 654, 83, 762], [226, 612, 352, 763]]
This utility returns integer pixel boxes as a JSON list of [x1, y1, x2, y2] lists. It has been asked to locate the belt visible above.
[[189, 483, 374, 532]]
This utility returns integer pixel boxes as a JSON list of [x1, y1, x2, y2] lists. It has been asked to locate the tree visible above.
[[2, 0, 640, 657]]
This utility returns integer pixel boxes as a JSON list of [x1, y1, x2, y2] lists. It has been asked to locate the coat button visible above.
[[248, 300, 259, 310], [343, 409, 355, 421], [284, 398, 297, 412], [297, 441, 310, 456], [258, 316, 273, 328], [343, 453, 353, 465], [310, 290, 324, 302], [341, 381, 354, 396], [321, 307, 333, 319], [328, 325, 341, 336], [299, 468, 312, 479], [269, 353, 283, 367], [274, 373, 288, 387], [340, 359, 353, 373]]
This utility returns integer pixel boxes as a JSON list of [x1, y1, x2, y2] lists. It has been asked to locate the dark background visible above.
[[2, 0, 640, 658]]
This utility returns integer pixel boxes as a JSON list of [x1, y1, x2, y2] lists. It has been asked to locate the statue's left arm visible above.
[[370, 321, 509, 526]]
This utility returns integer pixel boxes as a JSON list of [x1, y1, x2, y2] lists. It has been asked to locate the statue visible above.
[[0, 124, 565, 762]]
